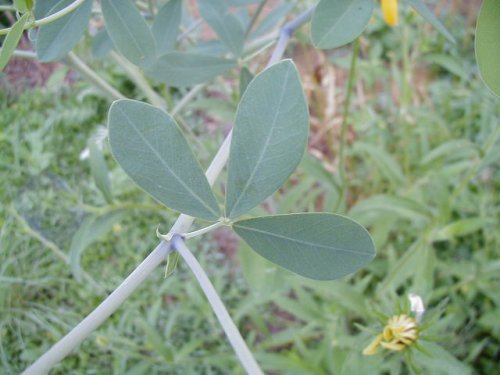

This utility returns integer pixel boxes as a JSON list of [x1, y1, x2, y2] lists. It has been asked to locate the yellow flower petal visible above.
[[381, 0, 399, 26], [363, 334, 383, 356]]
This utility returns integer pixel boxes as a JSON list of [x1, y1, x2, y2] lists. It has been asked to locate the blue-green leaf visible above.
[[198, 0, 246, 56], [233, 213, 376, 280], [152, 0, 182, 55], [91, 28, 114, 59], [408, 0, 456, 44], [101, 0, 157, 67], [36, 0, 92, 62], [475, 0, 500, 96], [225, 60, 309, 219], [108, 99, 220, 221], [311, 0, 374, 49], [0, 13, 29, 71], [147, 51, 236, 87]]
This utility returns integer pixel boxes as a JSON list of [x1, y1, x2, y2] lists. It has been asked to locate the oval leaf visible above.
[[311, 0, 374, 49], [152, 0, 182, 54], [147, 51, 236, 87], [36, 0, 92, 62], [475, 0, 500, 97], [101, 0, 157, 67], [233, 213, 376, 280], [225, 60, 309, 219], [0, 13, 29, 71], [198, 0, 245, 56], [108, 100, 220, 220]]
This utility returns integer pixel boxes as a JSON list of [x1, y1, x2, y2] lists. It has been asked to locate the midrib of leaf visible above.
[[235, 224, 371, 256], [317, 0, 360, 46], [106, 0, 147, 61], [227, 64, 292, 218], [117, 106, 218, 218]]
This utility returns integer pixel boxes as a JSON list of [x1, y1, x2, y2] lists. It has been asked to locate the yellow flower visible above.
[[363, 314, 418, 355], [381, 0, 399, 26]]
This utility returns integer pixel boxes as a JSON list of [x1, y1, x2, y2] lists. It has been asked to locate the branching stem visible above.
[[22, 6, 315, 374], [0, 0, 87, 36], [172, 236, 264, 375]]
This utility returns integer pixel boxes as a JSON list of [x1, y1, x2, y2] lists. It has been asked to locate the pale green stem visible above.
[[22, 7, 313, 374], [0, 5, 16, 11], [66, 52, 126, 101], [159, 221, 226, 241], [172, 236, 264, 375], [334, 38, 359, 213], [0, 0, 87, 36], [171, 84, 205, 116], [109, 51, 166, 109], [12, 49, 37, 59]]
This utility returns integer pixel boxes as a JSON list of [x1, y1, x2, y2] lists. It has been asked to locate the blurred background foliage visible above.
[[0, 0, 498, 374]]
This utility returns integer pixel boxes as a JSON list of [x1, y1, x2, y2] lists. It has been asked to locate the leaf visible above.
[[108, 99, 220, 220], [251, 3, 294, 38], [310, 0, 374, 49], [233, 213, 376, 280], [164, 251, 180, 278], [147, 52, 236, 87], [101, 0, 157, 67], [434, 217, 493, 241], [152, 0, 182, 55], [0, 13, 29, 71], [225, 60, 309, 219], [349, 195, 432, 226], [35, 0, 92, 62], [475, 0, 500, 97], [14, 0, 32, 13], [408, 0, 456, 44], [198, 0, 246, 56], [70, 211, 123, 281], [91, 28, 114, 59], [352, 142, 405, 184], [89, 141, 113, 204], [239, 66, 254, 98]]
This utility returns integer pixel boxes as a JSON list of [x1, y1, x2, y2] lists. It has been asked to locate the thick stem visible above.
[[66, 52, 126, 101], [22, 242, 172, 375], [0, 0, 87, 36], [172, 236, 263, 375], [22, 6, 314, 374], [110, 51, 166, 109]]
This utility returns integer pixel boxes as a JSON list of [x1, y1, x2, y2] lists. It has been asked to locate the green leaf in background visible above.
[[14, 0, 32, 13], [233, 213, 376, 280], [225, 60, 309, 220], [147, 52, 236, 87], [108, 99, 220, 221], [475, 0, 500, 97], [310, 0, 374, 49], [198, 0, 246, 56], [352, 142, 405, 185], [70, 210, 123, 281], [434, 217, 494, 241], [239, 66, 254, 98], [152, 0, 182, 55], [0, 13, 29, 71], [35, 0, 92, 62], [408, 0, 456, 44], [101, 0, 157, 67], [89, 141, 113, 204], [91, 28, 114, 59]]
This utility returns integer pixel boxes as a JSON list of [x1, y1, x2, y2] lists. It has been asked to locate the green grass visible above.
[[1, 4, 499, 374]]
